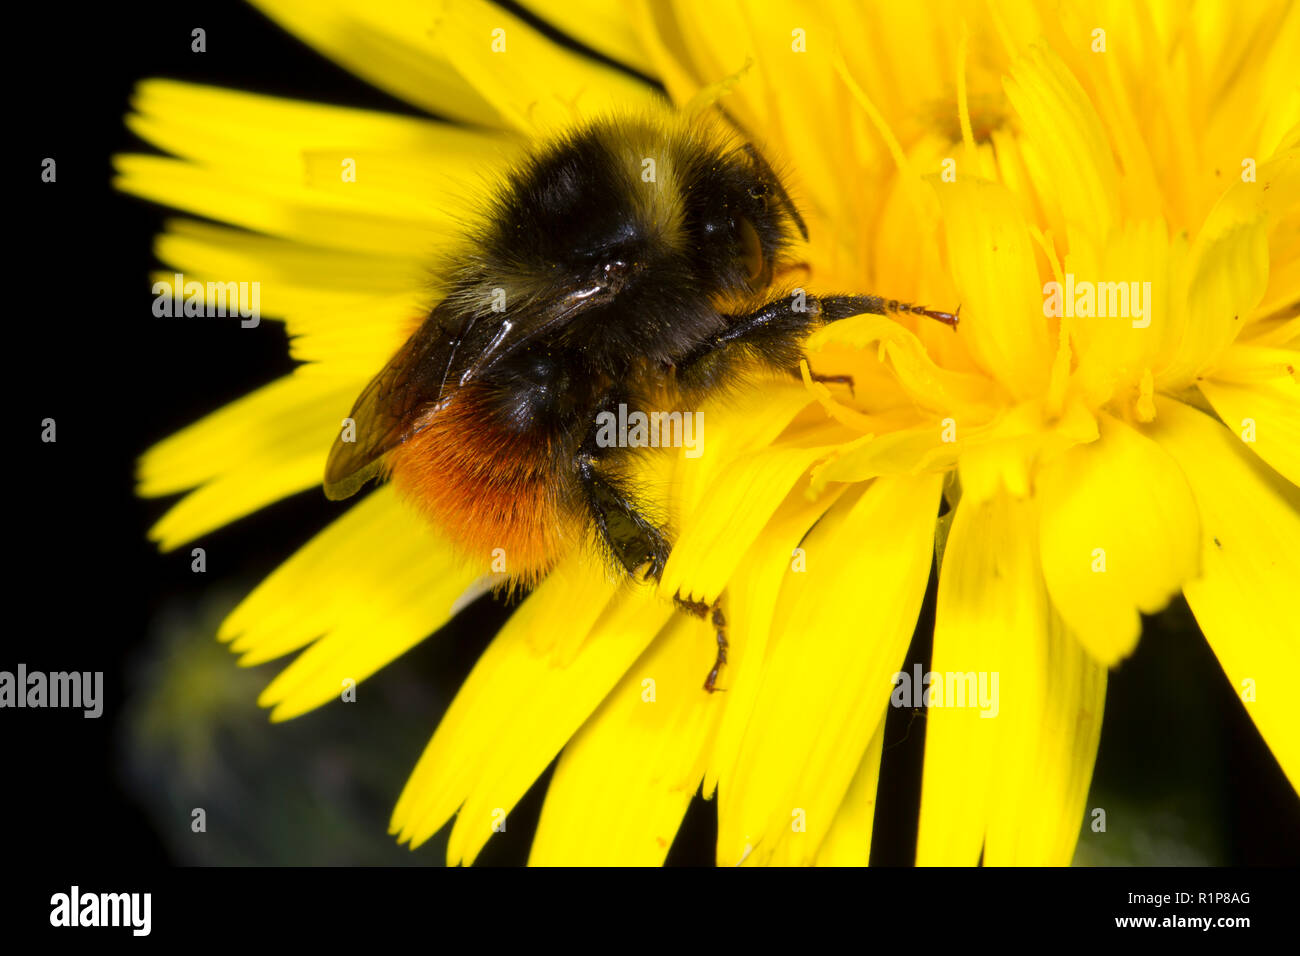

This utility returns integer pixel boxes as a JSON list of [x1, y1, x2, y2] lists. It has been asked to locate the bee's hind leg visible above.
[[573, 454, 730, 693], [673, 595, 729, 693]]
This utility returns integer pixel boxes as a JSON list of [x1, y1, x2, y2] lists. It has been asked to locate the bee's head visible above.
[[683, 142, 808, 294]]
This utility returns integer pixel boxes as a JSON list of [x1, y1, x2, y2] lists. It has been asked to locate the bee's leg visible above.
[[713, 293, 957, 351], [575, 394, 673, 580], [801, 370, 855, 395], [813, 294, 960, 327], [576, 457, 672, 580], [675, 293, 957, 389], [672, 596, 729, 692]]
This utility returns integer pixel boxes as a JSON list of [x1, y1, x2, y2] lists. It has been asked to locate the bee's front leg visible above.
[[675, 293, 958, 392]]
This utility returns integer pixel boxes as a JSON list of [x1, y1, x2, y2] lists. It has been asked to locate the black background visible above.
[[8, 0, 1299, 895]]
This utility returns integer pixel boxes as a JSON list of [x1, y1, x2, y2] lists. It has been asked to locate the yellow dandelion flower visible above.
[[120, 0, 1300, 867]]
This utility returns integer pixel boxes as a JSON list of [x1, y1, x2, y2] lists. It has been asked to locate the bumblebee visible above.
[[324, 116, 956, 691]]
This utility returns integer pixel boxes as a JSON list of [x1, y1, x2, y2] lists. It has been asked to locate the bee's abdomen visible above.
[[386, 386, 574, 586]]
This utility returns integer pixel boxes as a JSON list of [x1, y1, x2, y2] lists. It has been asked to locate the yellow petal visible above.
[[917, 490, 1017, 865], [282, 293, 423, 373], [1037, 412, 1201, 665], [985, 613, 1106, 866], [1149, 398, 1300, 793], [1201, 343, 1299, 384], [936, 177, 1052, 399], [516, 0, 655, 75], [1003, 44, 1119, 248], [125, 79, 511, 186], [1196, 2, 1299, 174], [719, 473, 942, 866], [1063, 218, 1178, 406], [139, 371, 358, 549], [1169, 220, 1269, 381], [1195, 148, 1299, 256], [1241, 313, 1300, 349], [115, 154, 446, 257], [428, 0, 664, 133], [117, 81, 513, 259], [154, 219, 428, 300], [249, 0, 503, 123], [955, 397, 1099, 508], [1160, 148, 1299, 386], [528, 613, 722, 866], [391, 555, 673, 862], [660, 443, 838, 607], [660, 1, 852, 230], [1258, 207, 1300, 319], [810, 425, 961, 490], [148, 263, 417, 375], [146, 223, 426, 373], [1199, 373, 1300, 486], [232, 488, 484, 720], [703, 481, 848, 795], [645, 0, 766, 134], [918, 489, 1106, 865], [626, 0, 713, 111], [813, 719, 885, 867], [656, 384, 824, 604], [805, 313, 1003, 419]]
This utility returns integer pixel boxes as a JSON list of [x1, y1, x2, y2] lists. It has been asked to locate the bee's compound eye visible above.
[[736, 216, 765, 283], [748, 183, 768, 199]]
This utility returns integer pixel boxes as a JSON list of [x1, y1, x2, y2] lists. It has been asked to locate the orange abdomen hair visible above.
[[386, 387, 574, 586]]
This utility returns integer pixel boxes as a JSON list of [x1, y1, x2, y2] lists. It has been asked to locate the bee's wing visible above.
[[323, 301, 474, 500], [323, 285, 604, 500]]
